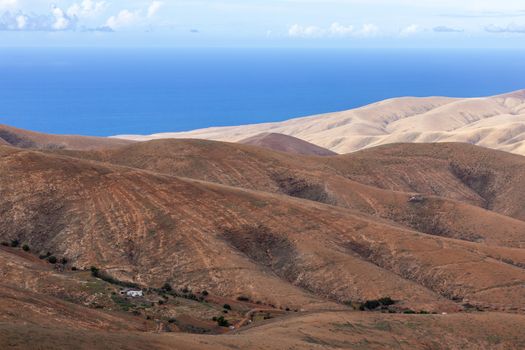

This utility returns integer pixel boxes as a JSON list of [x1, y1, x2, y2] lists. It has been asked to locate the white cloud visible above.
[[358, 23, 379, 37], [106, 9, 140, 29], [329, 22, 354, 36], [288, 22, 379, 38], [15, 14, 26, 29], [51, 6, 74, 30], [400, 24, 420, 36], [288, 24, 324, 37], [0, 0, 17, 10], [67, 0, 108, 19], [433, 26, 464, 33], [485, 23, 525, 33], [147, 1, 163, 18]]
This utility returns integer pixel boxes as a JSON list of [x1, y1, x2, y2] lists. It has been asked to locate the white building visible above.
[[120, 289, 144, 297]]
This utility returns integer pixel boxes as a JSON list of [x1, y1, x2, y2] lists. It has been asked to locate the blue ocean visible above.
[[1, 48, 525, 136]]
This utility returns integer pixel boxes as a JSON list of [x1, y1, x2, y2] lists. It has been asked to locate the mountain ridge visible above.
[[114, 89, 525, 156]]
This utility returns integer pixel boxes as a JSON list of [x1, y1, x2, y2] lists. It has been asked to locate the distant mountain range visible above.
[[115, 89, 525, 156]]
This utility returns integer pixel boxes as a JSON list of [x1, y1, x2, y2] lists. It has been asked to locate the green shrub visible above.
[[60, 257, 68, 265], [201, 290, 209, 296], [10, 239, 19, 248], [22, 244, 30, 252], [403, 310, 416, 314], [223, 304, 232, 310], [162, 283, 172, 292], [48, 256, 57, 264]]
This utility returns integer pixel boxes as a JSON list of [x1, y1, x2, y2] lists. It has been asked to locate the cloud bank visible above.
[[288, 22, 380, 38]]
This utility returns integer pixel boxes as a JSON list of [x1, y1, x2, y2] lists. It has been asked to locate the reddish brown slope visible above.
[[2, 146, 525, 312], [0, 124, 133, 150], [239, 132, 336, 156], [3, 312, 525, 350], [57, 139, 525, 248]]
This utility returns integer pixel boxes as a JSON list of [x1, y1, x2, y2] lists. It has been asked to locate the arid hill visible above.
[[115, 89, 525, 156], [60, 139, 525, 247], [2, 128, 525, 349], [239, 132, 336, 156], [0, 124, 133, 150]]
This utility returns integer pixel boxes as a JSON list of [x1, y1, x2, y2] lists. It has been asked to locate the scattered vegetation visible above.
[[39, 252, 52, 260], [10, 239, 19, 248], [162, 282, 173, 292], [345, 297, 397, 312], [90, 266, 139, 288], [111, 294, 135, 312], [48, 256, 57, 264], [22, 244, 30, 252], [215, 316, 230, 327]]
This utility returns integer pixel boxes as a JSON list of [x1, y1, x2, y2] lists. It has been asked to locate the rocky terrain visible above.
[[1, 125, 525, 349]]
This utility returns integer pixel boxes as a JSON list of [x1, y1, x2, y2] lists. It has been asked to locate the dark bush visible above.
[[22, 244, 30, 252], [223, 304, 232, 310], [90, 266, 100, 277], [158, 300, 164, 305], [168, 318, 177, 324], [359, 297, 397, 311], [361, 300, 381, 310], [237, 296, 250, 302], [60, 257, 68, 265], [71, 267, 78, 271], [378, 297, 395, 306], [48, 256, 57, 264], [10, 239, 19, 247], [403, 310, 416, 314], [162, 283, 172, 292], [216, 316, 230, 327], [201, 290, 209, 296], [1, 242, 8, 247], [40, 252, 51, 259]]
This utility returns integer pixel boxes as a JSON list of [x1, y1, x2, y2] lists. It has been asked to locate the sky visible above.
[[0, 0, 525, 47]]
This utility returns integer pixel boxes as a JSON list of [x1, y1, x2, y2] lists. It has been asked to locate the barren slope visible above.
[[0, 124, 133, 150], [2, 145, 525, 313], [116, 90, 525, 156], [59, 139, 525, 247], [239, 132, 336, 156], [3, 312, 525, 350]]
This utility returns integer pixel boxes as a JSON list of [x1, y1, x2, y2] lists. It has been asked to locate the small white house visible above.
[[120, 289, 144, 297]]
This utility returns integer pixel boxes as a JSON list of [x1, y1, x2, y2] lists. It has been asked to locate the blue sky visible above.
[[1, 0, 525, 47]]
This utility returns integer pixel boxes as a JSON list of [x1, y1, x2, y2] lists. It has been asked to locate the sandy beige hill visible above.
[[0, 124, 133, 150], [115, 89, 525, 156]]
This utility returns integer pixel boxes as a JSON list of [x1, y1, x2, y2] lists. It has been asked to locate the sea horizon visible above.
[[1, 47, 525, 137]]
